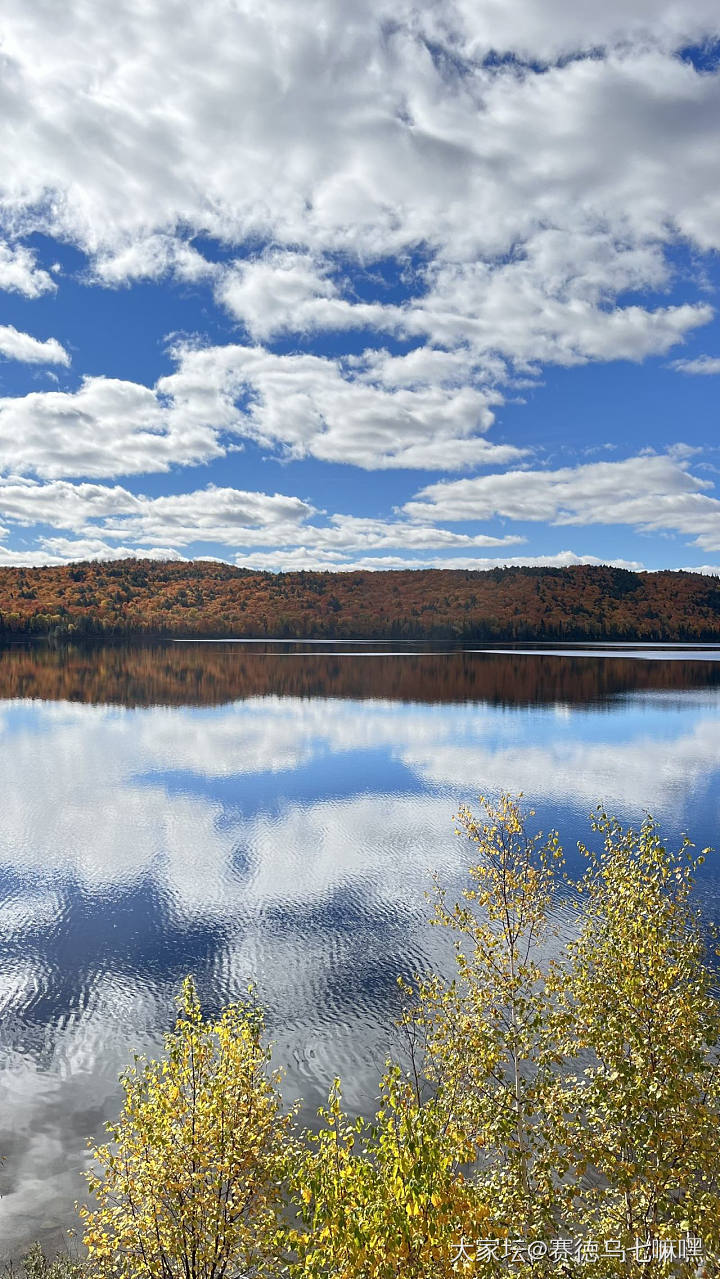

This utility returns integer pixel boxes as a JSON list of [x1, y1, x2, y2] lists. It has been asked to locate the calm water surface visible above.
[[1, 638, 720, 1256]]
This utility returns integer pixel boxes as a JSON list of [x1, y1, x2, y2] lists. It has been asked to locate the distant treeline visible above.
[[0, 560, 719, 641]]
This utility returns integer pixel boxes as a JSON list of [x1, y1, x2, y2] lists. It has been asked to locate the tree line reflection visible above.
[[1, 640, 720, 708]]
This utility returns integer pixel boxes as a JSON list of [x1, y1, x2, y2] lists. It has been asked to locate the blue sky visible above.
[[1, 1, 720, 573]]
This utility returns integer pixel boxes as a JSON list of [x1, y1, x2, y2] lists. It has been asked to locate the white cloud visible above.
[[228, 548, 644, 572], [4, 456, 720, 565], [403, 452, 720, 551], [672, 354, 720, 375], [0, 374, 229, 479], [0, 477, 316, 538], [35, 539, 187, 564], [0, 477, 142, 526], [215, 238, 711, 376], [160, 341, 524, 472], [97, 506, 525, 552], [86, 486, 318, 547], [306, 514, 522, 551], [0, 546, 81, 567], [0, 6, 718, 338], [0, 241, 56, 297], [0, 473, 648, 568], [217, 251, 351, 340], [6, 314, 708, 486], [427, 0, 720, 62], [0, 543, 186, 567], [93, 234, 217, 286], [0, 475, 525, 560], [0, 340, 525, 478], [0, 325, 69, 366], [408, 244, 712, 367], [1, 2, 720, 565]]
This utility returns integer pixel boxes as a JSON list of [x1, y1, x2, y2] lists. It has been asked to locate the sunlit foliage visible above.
[[557, 811, 720, 1269], [73, 799, 720, 1278], [79, 978, 296, 1279], [289, 797, 720, 1278], [286, 1070, 489, 1279]]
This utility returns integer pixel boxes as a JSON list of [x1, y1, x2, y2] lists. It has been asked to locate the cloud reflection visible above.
[[1, 662, 720, 1255]]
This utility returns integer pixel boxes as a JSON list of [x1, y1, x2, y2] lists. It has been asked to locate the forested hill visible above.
[[0, 560, 719, 641]]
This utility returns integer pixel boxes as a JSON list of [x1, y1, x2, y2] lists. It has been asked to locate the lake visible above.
[[1, 638, 719, 1257]]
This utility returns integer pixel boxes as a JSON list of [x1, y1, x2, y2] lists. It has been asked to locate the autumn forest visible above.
[[0, 560, 719, 642]]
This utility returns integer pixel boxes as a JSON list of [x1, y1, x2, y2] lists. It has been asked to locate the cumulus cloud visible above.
[[217, 237, 710, 371], [0, 478, 315, 539], [0, 546, 83, 567], [93, 234, 217, 287], [97, 505, 525, 552], [159, 341, 523, 472], [0, 477, 142, 526], [217, 251, 352, 341], [0, 543, 186, 567], [0, 340, 526, 479], [91, 486, 318, 546], [409, 246, 712, 367], [672, 354, 720, 375], [36, 539, 188, 564], [403, 453, 720, 551], [427, 0, 720, 62], [0, 5, 719, 320], [227, 548, 645, 573], [4, 452, 720, 567], [0, 325, 69, 366], [0, 476, 526, 561], [0, 241, 56, 297], [0, 5, 718, 261], [0, 2, 720, 562], [0, 374, 229, 479], [0, 472, 644, 569]]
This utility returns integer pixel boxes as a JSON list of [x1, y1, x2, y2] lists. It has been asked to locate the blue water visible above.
[[0, 640, 719, 1255]]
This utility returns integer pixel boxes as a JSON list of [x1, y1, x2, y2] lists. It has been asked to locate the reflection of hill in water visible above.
[[2, 641, 720, 708]]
